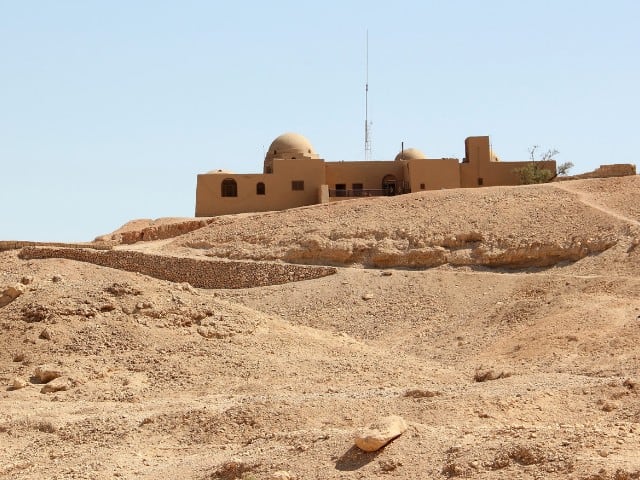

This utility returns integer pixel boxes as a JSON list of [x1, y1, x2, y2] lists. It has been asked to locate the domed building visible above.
[[195, 133, 557, 216]]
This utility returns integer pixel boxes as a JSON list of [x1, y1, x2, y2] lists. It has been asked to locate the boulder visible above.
[[0, 284, 24, 307], [355, 415, 408, 452], [40, 376, 73, 394], [11, 377, 28, 390], [34, 365, 64, 383]]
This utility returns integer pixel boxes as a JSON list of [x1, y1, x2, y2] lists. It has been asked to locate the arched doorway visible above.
[[382, 174, 397, 196]]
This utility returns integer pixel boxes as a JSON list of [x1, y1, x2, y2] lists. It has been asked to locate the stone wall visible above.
[[18, 247, 336, 289], [0, 241, 113, 252], [558, 164, 636, 181]]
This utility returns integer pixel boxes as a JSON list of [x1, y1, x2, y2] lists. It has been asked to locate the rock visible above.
[[34, 364, 64, 383], [270, 471, 295, 480], [39, 328, 52, 340], [381, 271, 393, 276], [40, 376, 73, 394], [51, 275, 63, 283], [362, 293, 374, 301], [474, 368, 512, 382], [20, 276, 34, 285], [404, 388, 440, 399], [0, 284, 25, 307], [11, 377, 28, 390], [354, 415, 408, 452]]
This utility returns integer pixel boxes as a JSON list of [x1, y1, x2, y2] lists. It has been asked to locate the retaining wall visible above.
[[0, 241, 113, 252], [19, 247, 336, 289]]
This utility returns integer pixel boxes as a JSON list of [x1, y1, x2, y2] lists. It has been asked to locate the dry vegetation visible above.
[[1, 176, 640, 479]]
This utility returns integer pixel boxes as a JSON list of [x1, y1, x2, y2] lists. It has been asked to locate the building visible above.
[[195, 132, 556, 217]]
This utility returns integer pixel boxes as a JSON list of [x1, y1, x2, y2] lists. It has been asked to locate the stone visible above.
[[362, 293, 374, 301], [354, 415, 408, 452], [20, 276, 34, 285], [40, 376, 73, 394], [11, 377, 28, 390], [51, 275, 63, 283], [34, 364, 64, 383], [39, 328, 52, 340], [0, 284, 24, 307], [270, 471, 295, 480]]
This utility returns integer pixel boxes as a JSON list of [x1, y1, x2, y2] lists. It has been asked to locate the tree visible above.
[[556, 161, 574, 176], [514, 145, 559, 184]]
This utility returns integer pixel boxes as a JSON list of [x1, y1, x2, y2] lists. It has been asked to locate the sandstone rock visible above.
[[270, 471, 295, 480], [474, 368, 512, 382], [11, 377, 28, 390], [20, 276, 34, 285], [0, 284, 24, 307], [40, 376, 73, 394], [354, 415, 408, 452], [362, 293, 374, 301], [39, 328, 52, 340], [34, 365, 64, 383]]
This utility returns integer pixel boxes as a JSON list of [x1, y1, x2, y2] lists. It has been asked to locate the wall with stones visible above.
[[0, 241, 113, 252], [18, 247, 336, 289]]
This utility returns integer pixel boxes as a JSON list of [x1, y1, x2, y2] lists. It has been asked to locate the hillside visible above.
[[1, 176, 639, 479]]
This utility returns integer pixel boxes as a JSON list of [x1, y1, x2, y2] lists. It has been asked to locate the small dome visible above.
[[394, 148, 426, 161], [207, 169, 235, 174], [490, 149, 501, 162], [265, 132, 318, 161]]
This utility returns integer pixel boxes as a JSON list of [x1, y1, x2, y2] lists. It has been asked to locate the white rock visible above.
[[355, 415, 408, 452]]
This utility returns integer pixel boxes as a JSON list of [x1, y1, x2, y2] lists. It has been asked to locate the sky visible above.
[[1, 1, 639, 241]]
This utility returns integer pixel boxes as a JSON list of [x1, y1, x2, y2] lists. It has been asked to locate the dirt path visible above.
[[553, 182, 640, 227]]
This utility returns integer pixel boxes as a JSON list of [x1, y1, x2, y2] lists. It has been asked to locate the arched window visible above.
[[256, 182, 265, 195], [221, 178, 237, 197]]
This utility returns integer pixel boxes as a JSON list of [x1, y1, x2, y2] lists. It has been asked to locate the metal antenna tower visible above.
[[364, 30, 372, 160]]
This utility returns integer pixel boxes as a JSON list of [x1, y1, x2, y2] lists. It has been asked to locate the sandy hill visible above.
[[1, 176, 639, 479]]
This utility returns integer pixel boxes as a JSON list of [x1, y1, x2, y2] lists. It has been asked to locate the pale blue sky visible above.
[[1, 1, 638, 241]]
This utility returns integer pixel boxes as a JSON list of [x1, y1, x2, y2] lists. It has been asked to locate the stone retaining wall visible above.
[[19, 247, 336, 289], [0, 241, 113, 252]]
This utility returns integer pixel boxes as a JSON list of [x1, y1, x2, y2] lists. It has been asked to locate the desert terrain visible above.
[[1, 176, 640, 479]]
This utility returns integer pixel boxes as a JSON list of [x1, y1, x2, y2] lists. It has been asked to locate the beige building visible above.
[[195, 132, 556, 217]]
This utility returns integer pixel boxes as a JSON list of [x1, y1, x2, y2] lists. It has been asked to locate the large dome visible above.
[[265, 132, 317, 161], [394, 147, 426, 161]]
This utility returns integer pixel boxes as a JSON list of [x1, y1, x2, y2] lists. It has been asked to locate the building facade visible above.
[[195, 132, 556, 217]]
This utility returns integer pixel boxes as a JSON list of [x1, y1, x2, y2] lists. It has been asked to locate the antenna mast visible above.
[[364, 30, 372, 160]]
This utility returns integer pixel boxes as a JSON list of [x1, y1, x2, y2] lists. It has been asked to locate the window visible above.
[[335, 183, 346, 197], [478, 178, 484, 186], [292, 180, 304, 191], [420, 183, 425, 190], [221, 178, 237, 197], [256, 182, 265, 195]]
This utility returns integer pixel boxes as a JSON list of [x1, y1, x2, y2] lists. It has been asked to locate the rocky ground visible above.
[[1, 176, 640, 479]]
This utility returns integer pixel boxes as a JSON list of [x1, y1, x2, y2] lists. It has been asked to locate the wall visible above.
[[459, 136, 557, 187], [405, 158, 460, 192], [19, 247, 336, 289], [0, 241, 113, 252], [195, 158, 326, 216], [325, 161, 404, 191], [559, 164, 637, 180]]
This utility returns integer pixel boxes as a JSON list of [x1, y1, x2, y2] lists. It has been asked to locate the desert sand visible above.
[[1, 176, 640, 479]]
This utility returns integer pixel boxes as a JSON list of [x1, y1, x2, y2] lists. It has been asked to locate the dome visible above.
[[265, 132, 318, 161], [394, 147, 426, 161], [490, 149, 501, 162], [207, 169, 235, 174]]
